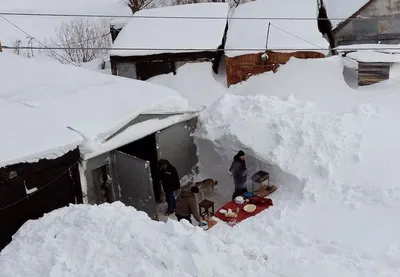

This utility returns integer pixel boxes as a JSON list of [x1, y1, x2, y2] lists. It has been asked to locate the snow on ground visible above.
[[110, 3, 229, 57], [225, 0, 329, 57], [194, 56, 400, 275], [0, 202, 270, 277], [5, 54, 400, 276], [148, 62, 227, 109]]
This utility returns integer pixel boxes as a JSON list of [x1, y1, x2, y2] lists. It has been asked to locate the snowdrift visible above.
[[0, 202, 269, 277], [149, 62, 227, 109], [197, 56, 400, 205]]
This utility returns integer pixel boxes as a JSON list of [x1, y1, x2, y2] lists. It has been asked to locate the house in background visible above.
[[333, 0, 400, 46], [224, 0, 329, 87], [109, 3, 229, 81]]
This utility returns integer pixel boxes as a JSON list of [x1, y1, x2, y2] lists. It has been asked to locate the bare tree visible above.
[[47, 19, 111, 64], [125, 0, 155, 14]]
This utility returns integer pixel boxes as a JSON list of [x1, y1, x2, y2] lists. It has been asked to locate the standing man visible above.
[[229, 150, 248, 200], [159, 159, 180, 216]]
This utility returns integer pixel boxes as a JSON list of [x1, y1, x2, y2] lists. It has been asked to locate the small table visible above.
[[198, 199, 215, 217]]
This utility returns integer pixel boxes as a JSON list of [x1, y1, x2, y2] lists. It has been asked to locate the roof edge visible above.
[[333, 0, 375, 33]]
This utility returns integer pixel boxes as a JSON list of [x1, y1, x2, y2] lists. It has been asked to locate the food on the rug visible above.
[[225, 209, 237, 218]]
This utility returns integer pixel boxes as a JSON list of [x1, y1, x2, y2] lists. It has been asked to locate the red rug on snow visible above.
[[214, 197, 273, 224]]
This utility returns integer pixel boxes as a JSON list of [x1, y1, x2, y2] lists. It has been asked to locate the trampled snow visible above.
[[110, 3, 229, 57], [225, 0, 329, 57], [0, 53, 190, 166], [0, 202, 270, 277]]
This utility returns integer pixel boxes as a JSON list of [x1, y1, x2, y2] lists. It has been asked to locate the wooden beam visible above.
[[0, 40, 2, 52]]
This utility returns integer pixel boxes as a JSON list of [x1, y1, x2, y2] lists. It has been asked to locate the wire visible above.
[[269, 23, 325, 50], [0, 11, 397, 21], [0, 161, 80, 212], [4, 45, 400, 52], [0, 15, 77, 66]]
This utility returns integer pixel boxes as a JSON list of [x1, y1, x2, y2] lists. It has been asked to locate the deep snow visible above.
[[4, 46, 400, 276]]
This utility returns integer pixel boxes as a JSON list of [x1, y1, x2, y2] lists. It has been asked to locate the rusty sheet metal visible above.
[[226, 51, 325, 86]]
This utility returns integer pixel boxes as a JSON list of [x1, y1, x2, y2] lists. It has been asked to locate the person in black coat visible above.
[[229, 150, 248, 200], [158, 159, 180, 215]]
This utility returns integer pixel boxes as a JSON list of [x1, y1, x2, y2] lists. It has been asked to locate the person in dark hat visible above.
[[229, 150, 248, 200], [158, 159, 180, 216]]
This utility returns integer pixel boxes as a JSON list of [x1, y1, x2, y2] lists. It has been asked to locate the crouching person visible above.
[[175, 186, 202, 224]]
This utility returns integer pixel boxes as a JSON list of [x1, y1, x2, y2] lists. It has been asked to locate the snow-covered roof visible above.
[[0, 99, 83, 168], [0, 53, 190, 166], [336, 44, 400, 54], [110, 3, 229, 57], [225, 0, 329, 58], [83, 113, 197, 160], [346, 51, 400, 63]]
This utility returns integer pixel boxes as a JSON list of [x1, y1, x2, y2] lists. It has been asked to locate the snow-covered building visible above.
[[225, 0, 329, 86], [0, 53, 198, 249], [338, 44, 400, 86], [109, 3, 229, 80], [330, 0, 400, 46]]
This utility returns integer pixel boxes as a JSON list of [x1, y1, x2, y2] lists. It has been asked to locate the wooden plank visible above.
[[358, 62, 390, 86]]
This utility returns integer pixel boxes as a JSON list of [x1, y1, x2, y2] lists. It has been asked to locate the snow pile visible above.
[[225, 0, 329, 57], [0, 202, 268, 277], [110, 3, 229, 56], [149, 62, 227, 109], [197, 56, 400, 205]]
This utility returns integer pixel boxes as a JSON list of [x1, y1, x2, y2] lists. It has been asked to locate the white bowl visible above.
[[243, 204, 256, 213], [219, 209, 227, 214], [234, 196, 245, 205]]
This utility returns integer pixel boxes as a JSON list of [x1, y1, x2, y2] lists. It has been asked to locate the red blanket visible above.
[[214, 197, 273, 225]]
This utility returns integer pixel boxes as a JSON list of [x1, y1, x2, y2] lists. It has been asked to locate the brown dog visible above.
[[195, 178, 218, 201]]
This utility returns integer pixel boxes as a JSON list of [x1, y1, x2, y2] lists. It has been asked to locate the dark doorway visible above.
[[117, 133, 161, 203]]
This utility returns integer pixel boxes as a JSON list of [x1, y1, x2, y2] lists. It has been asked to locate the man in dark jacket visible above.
[[229, 150, 248, 200], [175, 186, 202, 224], [159, 159, 180, 215]]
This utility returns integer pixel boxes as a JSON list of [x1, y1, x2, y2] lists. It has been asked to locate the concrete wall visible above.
[[335, 0, 400, 45]]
